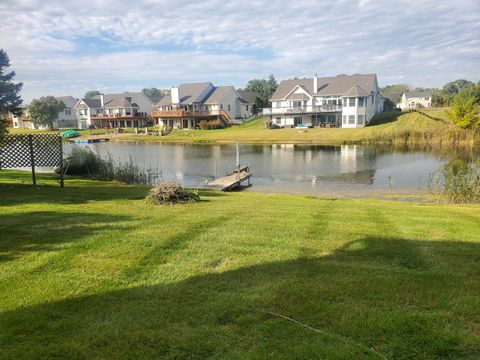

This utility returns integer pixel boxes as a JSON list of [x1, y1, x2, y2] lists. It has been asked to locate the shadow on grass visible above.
[[0, 211, 133, 262], [367, 111, 406, 126], [1, 237, 478, 359]]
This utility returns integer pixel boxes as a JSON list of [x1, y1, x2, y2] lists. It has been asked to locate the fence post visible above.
[[28, 134, 36, 185], [59, 136, 64, 188]]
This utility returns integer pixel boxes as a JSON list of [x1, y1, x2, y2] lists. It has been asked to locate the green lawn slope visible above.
[[1, 171, 479, 359]]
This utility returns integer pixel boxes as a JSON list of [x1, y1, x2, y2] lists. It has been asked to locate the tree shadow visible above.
[[367, 111, 405, 126], [0, 211, 133, 262], [1, 237, 478, 358]]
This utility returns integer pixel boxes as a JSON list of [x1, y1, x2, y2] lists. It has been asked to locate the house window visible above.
[[342, 115, 346, 124], [65, 109, 71, 115], [276, 117, 282, 125], [246, 105, 249, 111], [358, 115, 365, 124], [348, 115, 355, 124], [358, 97, 365, 107], [221, 104, 223, 110], [371, 95, 374, 104], [276, 101, 281, 108], [228, 104, 231, 111], [348, 98, 356, 107]]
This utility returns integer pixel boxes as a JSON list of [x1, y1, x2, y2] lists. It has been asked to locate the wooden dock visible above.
[[206, 165, 252, 191], [67, 137, 111, 144]]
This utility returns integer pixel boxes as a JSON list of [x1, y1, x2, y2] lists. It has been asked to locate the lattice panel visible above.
[[0, 134, 62, 168]]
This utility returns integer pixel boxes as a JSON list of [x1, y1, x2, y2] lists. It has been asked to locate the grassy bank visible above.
[[1, 171, 479, 358], [7, 108, 479, 148]]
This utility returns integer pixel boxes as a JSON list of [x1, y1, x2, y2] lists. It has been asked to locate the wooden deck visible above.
[[206, 166, 252, 191]]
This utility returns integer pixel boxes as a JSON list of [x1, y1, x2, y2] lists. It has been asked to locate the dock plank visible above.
[[206, 170, 251, 191]]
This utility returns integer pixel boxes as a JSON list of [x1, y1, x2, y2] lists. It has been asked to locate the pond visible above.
[[65, 142, 479, 196]]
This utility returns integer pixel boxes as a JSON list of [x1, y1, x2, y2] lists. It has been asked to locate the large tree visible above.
[[379, 84, 410, 104], [142, 87, 165, 99], [447, 86, 480, 128], [84, 90, 101, 99], [0, 49, 23, 139], [443, 79, 475, 96], [244, 74, 278, 108], [29, 96, 66, 130]]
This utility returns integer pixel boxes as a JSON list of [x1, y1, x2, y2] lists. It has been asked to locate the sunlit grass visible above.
[[1, 170, 479, 358]]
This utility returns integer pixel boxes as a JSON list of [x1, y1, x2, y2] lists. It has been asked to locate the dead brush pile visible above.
[[146, 182, 199, 205]]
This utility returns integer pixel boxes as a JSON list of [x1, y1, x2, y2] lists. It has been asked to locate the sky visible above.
[[1, 0, 479, 102]]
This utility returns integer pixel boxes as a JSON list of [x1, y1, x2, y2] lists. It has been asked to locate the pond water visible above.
[[64, 142, 475, 196]]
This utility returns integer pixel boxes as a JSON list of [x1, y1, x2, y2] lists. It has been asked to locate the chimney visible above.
[[171, 87, 180, 105], [100, 93, 104, 107], [313, 74, 318, 94]]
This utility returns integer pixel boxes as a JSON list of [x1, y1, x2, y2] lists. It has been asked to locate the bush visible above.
[[442, 159, 480, 203], [60, 146, 158, 185], [199, 120, 208, 130], [146, 182, 199, 205], [199, 119, 223, 130]]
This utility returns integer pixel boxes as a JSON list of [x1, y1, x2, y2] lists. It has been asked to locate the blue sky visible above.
[[1, 0, 479, 102]]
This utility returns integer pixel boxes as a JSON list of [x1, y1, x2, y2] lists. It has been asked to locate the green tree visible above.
[[380, 84, 410, 104], [443, 79, 475, 96], [447, 87, 480, 128], [84, 90, 101, 99], [142, 88, 165, 99], [29, 96, 66, 130], [244, 74, 278, 108], [0, 49, 23, 139]]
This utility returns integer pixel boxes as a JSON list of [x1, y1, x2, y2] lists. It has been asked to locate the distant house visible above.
[[264, 74, 384, 128], [152, 82, 255, 129], [55, 96, 79, 129], [397, 92, 432, 110], [74, 92, 154, 129], [9, 96, 79, 130]]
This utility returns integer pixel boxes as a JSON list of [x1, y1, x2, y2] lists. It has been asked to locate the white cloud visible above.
[[0, 0, 479, 101]]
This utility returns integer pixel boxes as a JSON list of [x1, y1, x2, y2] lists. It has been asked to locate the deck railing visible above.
[[152, 109, 230, 120], [263, 104, 343, 115]]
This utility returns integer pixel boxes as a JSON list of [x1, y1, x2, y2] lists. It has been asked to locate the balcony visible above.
[[91, 112, 149, 119], [263, 104, 342, 115], [152, 109, 230, 120]]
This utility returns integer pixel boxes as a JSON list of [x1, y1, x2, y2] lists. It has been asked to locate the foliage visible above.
[[0, 49, 23, 118], [199, 119, 223, 130], [84, 90, 101, 99], [446, 86, 480, 128], [62, 146, 158, 185], [442, 79, 475, 96], [379, 84, 409, 104], [28, 96, 66, 129], [429, 159, 480, 203], [142, 87, 165, 99], [0, 49, 23, 139], [243, 74, 278, 108], [145, 182, 199, 205]]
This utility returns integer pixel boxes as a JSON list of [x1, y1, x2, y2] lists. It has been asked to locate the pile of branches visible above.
[[146, 182, 199, 205]]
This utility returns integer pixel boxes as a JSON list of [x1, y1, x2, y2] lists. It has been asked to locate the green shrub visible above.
[[146, 182, 199, 205], [442, 159, 480, 203]]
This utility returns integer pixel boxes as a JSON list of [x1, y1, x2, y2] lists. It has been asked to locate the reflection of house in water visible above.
[[312, 169, 376, 185]]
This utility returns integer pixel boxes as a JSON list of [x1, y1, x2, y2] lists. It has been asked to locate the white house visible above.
[[152, 82, 255, 129], [10, 96, 79, 130], [397, 91, 432, 110], [264, 74, 384, 128], [74, 92, 154, 129]]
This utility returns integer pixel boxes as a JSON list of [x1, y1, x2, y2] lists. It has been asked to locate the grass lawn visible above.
[[1, 170, 479, 359]]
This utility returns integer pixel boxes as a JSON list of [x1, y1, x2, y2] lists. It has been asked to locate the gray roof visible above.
[[271, 74, 378, 100], [56, 96, 78, 109], [286, 92, 311, 100], [158, 82, 213, 106], [203, 86, 235, 104], [92, 93, 149, 108], [81, 98, 101, 108], [404, 91, 431, 99], [343, 85, 370, 98], [237, 90, 258, 104]]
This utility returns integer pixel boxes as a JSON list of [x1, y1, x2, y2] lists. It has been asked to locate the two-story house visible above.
[[55, 96, 79, 129], [74, 92, 154, 129], [264, 74, 384, 128], [397, 91, 432, 110], [152, 82, 255, 129]]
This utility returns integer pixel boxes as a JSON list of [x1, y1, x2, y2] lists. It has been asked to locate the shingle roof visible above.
[[270, 74, 378, 100], [237, 90, 258, 104], [157, 82, 217, 106], [56, 96, 78, 109], [203, 86, 234, 104], [404, 91, 431, 99], [81, 98, 101, 108], [343, 85, 370, 97]]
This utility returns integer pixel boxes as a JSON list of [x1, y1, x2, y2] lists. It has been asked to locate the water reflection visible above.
[[64, 142, 476, 195]]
